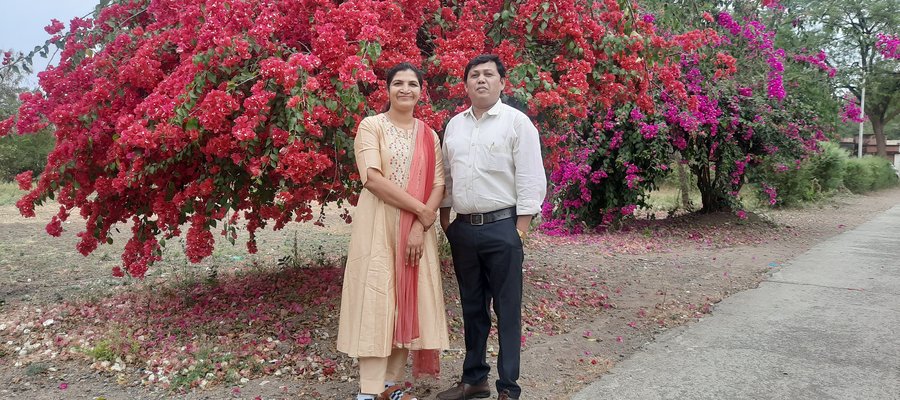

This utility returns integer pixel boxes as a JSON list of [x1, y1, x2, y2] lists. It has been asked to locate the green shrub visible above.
[[0, 131, 54, 181], [754, 141, 853, 207], [865, 156, 899, 190], [809, 141, 848, 193], [758, 160, 817, 207], [843, 155, 898, 193], [843, 157, 875, 194]]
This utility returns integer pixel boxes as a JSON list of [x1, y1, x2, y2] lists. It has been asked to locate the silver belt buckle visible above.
[[470, 213, 484, 226]]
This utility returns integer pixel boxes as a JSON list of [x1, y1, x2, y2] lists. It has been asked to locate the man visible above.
[[437, 54, 547, 400]]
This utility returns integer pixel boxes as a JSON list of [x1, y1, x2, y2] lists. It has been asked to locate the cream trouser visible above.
[[359, 348, 409, 394]]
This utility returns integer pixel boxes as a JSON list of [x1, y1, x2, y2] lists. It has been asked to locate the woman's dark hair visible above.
[[463, 54, 506, 80], [381, 62, 424, 112]]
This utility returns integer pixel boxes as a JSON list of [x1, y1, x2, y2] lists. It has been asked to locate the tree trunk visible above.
[[871, 117, 888, 158], [672, 152, 692, 210], [694, 164, 729, 213], [678, 163, 692, 210]]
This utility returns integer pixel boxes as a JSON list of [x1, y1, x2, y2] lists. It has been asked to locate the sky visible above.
[[0, 0, 101, 86]]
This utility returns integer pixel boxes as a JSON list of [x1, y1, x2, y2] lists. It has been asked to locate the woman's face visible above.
[[388, 69, 421, 112]]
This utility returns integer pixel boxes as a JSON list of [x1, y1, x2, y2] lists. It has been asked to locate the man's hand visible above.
[[439, 207, 452, 233], [516, 228, 527, 241], [515, 215, 533, 240]]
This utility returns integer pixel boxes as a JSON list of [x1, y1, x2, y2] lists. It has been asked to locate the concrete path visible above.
[[573, 205, 900, 400]]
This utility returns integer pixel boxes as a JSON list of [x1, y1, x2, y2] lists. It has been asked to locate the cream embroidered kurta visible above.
[[337, 114, 450, 358]]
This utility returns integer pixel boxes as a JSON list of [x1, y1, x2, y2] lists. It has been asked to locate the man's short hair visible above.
[[464, 54, 506, 80]]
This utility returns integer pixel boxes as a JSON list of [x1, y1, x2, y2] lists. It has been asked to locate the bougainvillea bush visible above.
[[540, 2, 837, 226], [649, 7, 834, 213], [1, 0, 837, 274], [750, 140, 849, 207]]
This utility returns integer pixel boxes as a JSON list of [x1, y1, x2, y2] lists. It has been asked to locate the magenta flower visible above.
[[876, 33, 900, 60], [840, 95, 866, 123]]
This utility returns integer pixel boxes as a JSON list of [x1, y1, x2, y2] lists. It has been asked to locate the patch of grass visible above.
[[0, 181, 25, 206], [81, 336, 139, 363], [277, 230, 306, 269], [645, 185, 701, 213], [83, 339, 118, 362], [25, 362, 49, 376], [170, 350, 236, 389], [170, 359, 214, 389], [737, 184, 767, 212]]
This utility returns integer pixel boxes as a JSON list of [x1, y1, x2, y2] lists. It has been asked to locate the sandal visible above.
[[377, 384, 418, 400]]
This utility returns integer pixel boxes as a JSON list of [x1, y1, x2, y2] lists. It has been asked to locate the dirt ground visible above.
[[1, 187, 898, 400]]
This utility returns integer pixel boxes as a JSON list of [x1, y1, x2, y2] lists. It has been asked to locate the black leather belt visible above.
[[457, 207, 516, 226]]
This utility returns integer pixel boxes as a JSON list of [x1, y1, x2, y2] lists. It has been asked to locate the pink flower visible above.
[[761, 0, 780, 9], [44, 19, 65, 35], [15, 170, 33, 191], [763, 184, 778, 205], [876, 33, 900, 60], [45, 217, 63, 237], [840, 95, 866, 123]]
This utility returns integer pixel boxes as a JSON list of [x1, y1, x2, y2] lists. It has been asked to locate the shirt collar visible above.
[[464, 98, 504, 120]]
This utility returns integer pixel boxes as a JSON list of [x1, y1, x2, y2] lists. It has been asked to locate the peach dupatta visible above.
[[393, 119, 440, 378]]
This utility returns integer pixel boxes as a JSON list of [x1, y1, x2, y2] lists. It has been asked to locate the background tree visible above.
[[793, 0, 900, 157], [635, 0, 834, 212], [0, 51, 54, 182]]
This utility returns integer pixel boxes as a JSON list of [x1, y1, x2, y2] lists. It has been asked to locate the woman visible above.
[[337, 63, 449, 400]]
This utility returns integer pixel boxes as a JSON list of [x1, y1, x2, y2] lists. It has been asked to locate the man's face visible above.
[[465, 61, 505, 108]]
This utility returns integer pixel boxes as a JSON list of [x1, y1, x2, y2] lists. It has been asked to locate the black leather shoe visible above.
[[435, 380, 491, 400]]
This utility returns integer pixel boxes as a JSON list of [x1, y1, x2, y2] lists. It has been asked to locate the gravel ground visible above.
[[0, 187, 897, 400]]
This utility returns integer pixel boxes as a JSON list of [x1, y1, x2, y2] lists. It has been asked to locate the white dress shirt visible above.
[[441, 99, 547, 215]]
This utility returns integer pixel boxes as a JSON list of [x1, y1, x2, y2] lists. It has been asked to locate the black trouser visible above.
[[446, 216, 523, 399]]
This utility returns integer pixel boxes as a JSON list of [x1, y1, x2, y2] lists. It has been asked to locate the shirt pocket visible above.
[[476, 140, 513, 172]]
